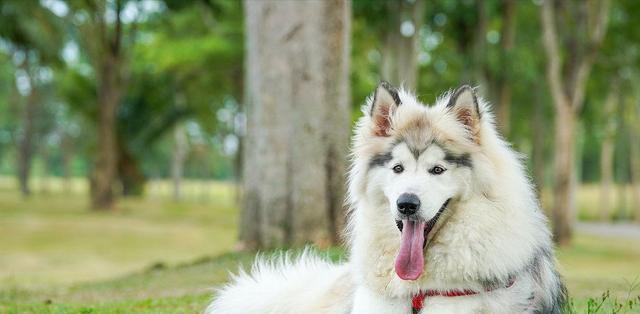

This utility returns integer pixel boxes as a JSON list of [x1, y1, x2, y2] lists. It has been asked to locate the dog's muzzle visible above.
[[396, 198, 451, 236]]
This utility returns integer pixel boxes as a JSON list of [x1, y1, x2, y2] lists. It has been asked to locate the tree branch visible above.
[[112, 0, 122, 55], [540, 0, 568, 111], [570, 0, 611, 111]]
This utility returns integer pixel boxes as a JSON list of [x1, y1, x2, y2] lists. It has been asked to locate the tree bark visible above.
[[171, 124, 188, 201], [540, 0, 611, 245], [241, 0, 351, 249], [599, 85, 617, 221], [61, 134, 72, 193], [551, 104, 576, 246], [92, 52, 121, 209], [16, 61, 37, 197], [532, 82, 546, 199], [629, 99, 640, 222], [91, 0, 125, 210], [471, 0, 488, 96], [495, 0, 516, 136], [40, 145, 50, 194], [16, 94, 36, 197], [380, 0, 425, 91], [118, 144, 145, 196]]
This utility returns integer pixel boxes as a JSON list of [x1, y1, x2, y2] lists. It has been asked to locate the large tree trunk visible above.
[[90, 0, 125, 210], [552, 104, 576, 246], [92, 53, 122, 209], [540, 0, 610, 245], [599, 85, 617, 221], [380, 0, 425, 91], [495, 0, 516, 136], [241, 0, 351, 249], [171, 124, 188, 201]]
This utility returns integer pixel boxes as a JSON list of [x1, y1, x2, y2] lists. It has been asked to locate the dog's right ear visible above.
[[369, 81, 401, 137], [447, 85, 481, 142]]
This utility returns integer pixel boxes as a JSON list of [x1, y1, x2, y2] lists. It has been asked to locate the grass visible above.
[[0, 177, 639, 313], [0, 178, 238, 287]]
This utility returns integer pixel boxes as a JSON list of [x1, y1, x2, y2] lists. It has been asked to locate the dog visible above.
[[205, 82, 566, 313]]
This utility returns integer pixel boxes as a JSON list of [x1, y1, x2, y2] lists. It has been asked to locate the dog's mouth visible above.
[[394, 198, 451, 281]]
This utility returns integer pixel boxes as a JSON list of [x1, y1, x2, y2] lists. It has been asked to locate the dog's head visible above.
[[349, 81, 490, 281]]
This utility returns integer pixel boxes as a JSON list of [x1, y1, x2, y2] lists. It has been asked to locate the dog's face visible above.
[[352, 82, 483, 281], [375, 141, 469, 224]]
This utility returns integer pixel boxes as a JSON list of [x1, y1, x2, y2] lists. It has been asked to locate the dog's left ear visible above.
[[369, 81, 401, 137], [447, 85, 481, 141]]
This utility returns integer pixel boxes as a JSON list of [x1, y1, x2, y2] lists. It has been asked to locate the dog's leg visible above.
[[350, 286, 410, 314]]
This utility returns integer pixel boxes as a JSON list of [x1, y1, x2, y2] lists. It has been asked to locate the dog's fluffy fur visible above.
[[206, 83, 566, 314]]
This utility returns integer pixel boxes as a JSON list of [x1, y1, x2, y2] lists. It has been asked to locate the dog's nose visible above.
[[397, 193, 420, 216]]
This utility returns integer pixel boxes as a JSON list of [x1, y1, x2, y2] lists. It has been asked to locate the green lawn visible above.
[[0, 177, 639, 313]]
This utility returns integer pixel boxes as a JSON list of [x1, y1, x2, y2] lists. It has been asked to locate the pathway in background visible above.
[[576, 222, 640, 240]]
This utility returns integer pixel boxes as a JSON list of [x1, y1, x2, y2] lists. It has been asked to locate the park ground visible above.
[[0, 178, 639, 313]]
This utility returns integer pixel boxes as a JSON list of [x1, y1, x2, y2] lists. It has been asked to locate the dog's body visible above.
[[206, 84, 566, 314]]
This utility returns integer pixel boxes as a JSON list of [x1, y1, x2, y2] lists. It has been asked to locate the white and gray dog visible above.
[[206, 82, 566, 314]]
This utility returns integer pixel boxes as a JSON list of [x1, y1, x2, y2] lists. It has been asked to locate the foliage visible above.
[[1, 0, 638, 190]]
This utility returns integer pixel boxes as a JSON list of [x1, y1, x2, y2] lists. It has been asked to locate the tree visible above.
[[531, 81, 548, 198], [598, 83, 618, 221], [495, 0, 517, 136], [58, 1, 243, 203], [15, 62, 38, 196], [0, 1, 63, 197], [63, 0, 129, 209], [380, 0, 425, 91], [92, 0, 124, 209], [629, 95, 640, 222], [240, 0, 351, 249], [540, 0, 611, 245], [171, 123, 188, 201]]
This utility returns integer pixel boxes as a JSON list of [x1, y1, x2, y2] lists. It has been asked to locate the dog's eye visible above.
[[429, 166, 446, 175], [392, 164, 404, 174]]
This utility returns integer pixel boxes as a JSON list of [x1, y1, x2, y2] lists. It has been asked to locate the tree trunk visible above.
[[61, 134, 72, 193], [92, 53, 121, 209], [552, 104, 575, 246], [629, 102, 640, 222], [16, 63, 37, 197], [495, 0, 516, 136], [171, 124, 188, 201], [380, 0, 425, 91], [241, 0, 351, 249], [532, 82, 546, 199], [40, 145, 50, 194], [540, 0, 610, 245], [471, 0, 489, 96], [599, 86, 617, 221], [599, 134, 614, 221], [118, 145, 145, 196]]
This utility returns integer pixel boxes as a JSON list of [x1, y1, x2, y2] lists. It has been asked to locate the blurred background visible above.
[[0, 0, 639, 313]]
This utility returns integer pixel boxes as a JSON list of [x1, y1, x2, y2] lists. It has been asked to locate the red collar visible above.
[[411, 278, 515, 314]]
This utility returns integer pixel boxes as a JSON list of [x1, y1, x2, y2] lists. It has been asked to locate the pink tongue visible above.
[[394, 220, 426, 280]]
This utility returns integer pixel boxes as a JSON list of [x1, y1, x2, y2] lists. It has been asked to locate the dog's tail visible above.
[[204, 249, 353, 314]]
